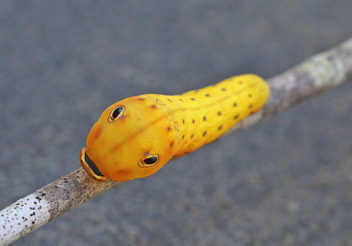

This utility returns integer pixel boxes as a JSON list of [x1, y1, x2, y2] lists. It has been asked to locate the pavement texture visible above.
[[1, 1, 352, 245]]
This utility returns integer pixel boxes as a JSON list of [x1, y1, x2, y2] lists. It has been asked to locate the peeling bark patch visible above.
[[0, 193, 51, 245]]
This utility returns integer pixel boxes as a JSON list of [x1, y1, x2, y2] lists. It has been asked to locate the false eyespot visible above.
[[138, 155, 159, 167], [108, 106, 125, 123], [80, 74, 270, 182]]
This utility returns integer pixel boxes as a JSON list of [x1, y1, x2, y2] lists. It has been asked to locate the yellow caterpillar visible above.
[[80, 74, 269, 182]]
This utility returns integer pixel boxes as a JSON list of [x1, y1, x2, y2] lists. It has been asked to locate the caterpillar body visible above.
[[80, 74, 269, 182]]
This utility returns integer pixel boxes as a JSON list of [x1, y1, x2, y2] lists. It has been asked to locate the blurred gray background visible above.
[[1, 1, 352, 245]]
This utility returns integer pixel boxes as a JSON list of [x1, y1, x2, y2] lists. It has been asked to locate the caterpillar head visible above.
[[80, 95, 178, 182]]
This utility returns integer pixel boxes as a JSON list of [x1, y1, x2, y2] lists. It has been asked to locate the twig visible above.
[[1, 38, 352, 246]]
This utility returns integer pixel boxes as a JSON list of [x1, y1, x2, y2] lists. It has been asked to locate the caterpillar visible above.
[[80, 74, 269, 182]]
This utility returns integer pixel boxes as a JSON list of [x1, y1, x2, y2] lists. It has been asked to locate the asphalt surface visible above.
[[1, 1, 352, 245]]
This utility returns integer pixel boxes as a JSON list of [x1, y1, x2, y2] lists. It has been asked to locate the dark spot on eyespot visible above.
[[239, 81, 243, 84], [151, 105, 156, 108], [249, 104, 253, 109], [203, 131, 207, 136], [234, 115, 239, 120], [112, 107, 124, 119], [249, 94, 252, 98], [205, 94, 210, 97], [179, 98, 183, 102], [192, 119, 195, 124], [190, 98, 195, 101], [168, 127, 171, 131], [170, 142, 174, 147], [182, 119, 185, 124], [218, 125, 223, 130], [221, 88, 226, 91], [218, 111, 221, 116], [191, 134, 194, 138], [182, 135, 185, 139], [203, 116, 206, 121], [138, 98, 145, 101], [233, 103, 237, 107], [168, 99, 172, 102]]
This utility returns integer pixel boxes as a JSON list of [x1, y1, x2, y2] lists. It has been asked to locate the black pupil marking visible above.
[[144, 156, 158, 165], [112, 107, 123, 118], [84, 153, 104, 177]]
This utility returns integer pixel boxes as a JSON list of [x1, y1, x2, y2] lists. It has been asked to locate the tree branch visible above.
[[1, 38, 352, 246]]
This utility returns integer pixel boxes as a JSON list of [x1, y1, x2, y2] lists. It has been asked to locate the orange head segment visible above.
[[79, 95, 179, 182]]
